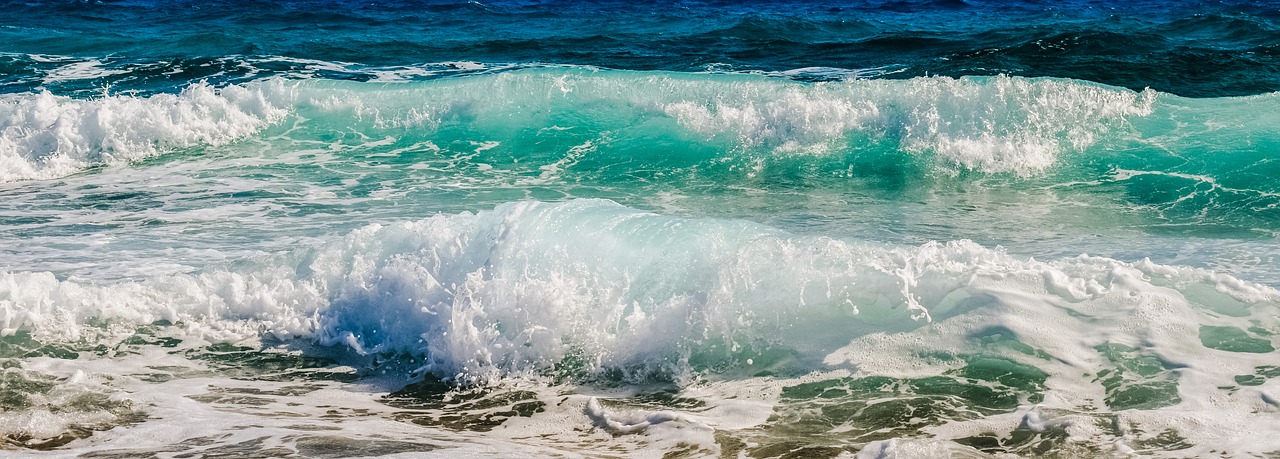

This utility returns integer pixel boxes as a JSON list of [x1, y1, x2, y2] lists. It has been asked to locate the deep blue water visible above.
[[2, 0, 1279, 97]]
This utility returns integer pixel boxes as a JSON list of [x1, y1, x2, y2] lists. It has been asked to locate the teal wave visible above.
[[254, 69, 1280, 233], [2, 68, 1277, 254]]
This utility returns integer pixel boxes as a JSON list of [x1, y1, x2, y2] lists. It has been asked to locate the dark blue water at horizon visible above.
[[2, 0, 1278, 97]]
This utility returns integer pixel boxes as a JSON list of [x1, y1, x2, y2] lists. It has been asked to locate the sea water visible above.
[[2, 1, 1280, 457]]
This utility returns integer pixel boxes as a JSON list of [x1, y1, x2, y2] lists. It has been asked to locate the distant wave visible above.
[[4, 68, 1277, 229], [0, 69, 1155, 182]]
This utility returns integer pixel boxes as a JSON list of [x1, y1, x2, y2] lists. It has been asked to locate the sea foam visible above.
[[4, 199, 1280, 455], [2, 200, 1274, 387], [0, 80, 294, 182], [662, 74, 1154, 175]]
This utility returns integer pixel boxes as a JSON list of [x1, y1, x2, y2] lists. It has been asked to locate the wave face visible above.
[[3, 70, 1277, 245], [1, 71, 1160, 181], [6, 199, 1277, 377], [4, 1, 1280, 457]]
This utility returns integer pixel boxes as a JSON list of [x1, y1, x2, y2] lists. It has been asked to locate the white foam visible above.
[[41, 60, 128, 84], [1, 350, 556, 458], [0, 80, 295, 182], [1, 199, 1279, 454], [585, 397, 707, 434], [662, 75, 1154, 175], [856, 438, 966, 458], [3, 199, 1275, 381], [0, 365, 135, 445], [776, 66, 879, 80]]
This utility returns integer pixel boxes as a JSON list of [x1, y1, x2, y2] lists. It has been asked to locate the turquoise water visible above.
[[2, 1, 1280, 457]]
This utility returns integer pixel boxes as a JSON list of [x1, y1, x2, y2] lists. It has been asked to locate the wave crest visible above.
[[2, 200, 1274, 386], [664, 75, 1154, 175], [0, 80, 294, 182], [0, 70, 1162, 182]]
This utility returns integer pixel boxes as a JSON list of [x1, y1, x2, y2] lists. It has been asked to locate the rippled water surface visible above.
[[3, 1, 1280, 457]]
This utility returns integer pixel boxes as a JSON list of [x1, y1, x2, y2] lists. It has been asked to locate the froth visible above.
[[665, 75, 1155, 175], [0, 80, 294, 182], [2, 200, 1274, 388]]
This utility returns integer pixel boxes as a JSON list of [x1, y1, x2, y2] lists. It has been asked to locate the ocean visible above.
[[2, 0, 1280, 457]]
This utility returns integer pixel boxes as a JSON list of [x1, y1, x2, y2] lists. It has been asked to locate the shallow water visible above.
[[3, 1, 1280, 458]]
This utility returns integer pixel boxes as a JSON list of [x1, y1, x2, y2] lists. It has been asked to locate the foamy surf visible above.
[[2, 199, 1279, 456], [4, 4, 1280, 452], [0, 80, 292, 182]]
